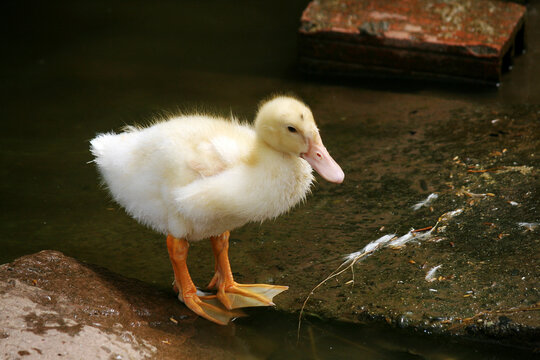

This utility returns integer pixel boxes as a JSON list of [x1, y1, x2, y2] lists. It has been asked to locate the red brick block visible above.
[[299, 0, 526, 84]]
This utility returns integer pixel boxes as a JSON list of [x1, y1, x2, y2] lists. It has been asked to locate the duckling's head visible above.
[[255, 96, 344, 184]]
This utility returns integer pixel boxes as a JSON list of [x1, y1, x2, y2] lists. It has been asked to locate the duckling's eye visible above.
[[287, 126, 297, 133]]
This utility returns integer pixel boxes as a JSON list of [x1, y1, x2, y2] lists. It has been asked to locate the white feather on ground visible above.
[[412, 193, 438, 210], [425, 265, 442, 282], [518, 222, 539, 231], [343, 234, 396, 265]]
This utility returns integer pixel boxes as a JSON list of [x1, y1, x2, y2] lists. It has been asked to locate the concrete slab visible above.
[[299, 0, 526, 84]]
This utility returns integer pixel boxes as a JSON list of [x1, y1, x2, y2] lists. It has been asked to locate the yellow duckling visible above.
[[90, 96, 344, 325]]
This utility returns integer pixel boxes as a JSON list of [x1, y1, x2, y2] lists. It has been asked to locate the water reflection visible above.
[[213, 309, 531, 359]]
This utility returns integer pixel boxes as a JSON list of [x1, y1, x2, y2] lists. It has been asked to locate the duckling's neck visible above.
[[246, 138, 298, 166]]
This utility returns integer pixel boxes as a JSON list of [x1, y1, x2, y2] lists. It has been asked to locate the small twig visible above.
[[412, 226, 433, 233], [297, 254, 367, 343], [467, 166, 506, 173]]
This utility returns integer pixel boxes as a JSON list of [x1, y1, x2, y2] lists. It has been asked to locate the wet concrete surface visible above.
[[270, 102, 539, 347], [1, 0, 539, 358]]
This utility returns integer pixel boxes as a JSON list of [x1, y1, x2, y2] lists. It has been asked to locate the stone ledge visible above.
[[0, 250, 236, 360]]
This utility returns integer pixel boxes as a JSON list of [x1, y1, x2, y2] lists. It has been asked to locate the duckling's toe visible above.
[[215, 283, 288, 309], [182, 293, 245, 325]]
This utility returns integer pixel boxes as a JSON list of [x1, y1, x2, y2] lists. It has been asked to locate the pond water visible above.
[[1, 1, 538, 359]]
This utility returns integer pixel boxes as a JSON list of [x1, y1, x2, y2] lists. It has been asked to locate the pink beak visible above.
[[301, 139, 344, 184]]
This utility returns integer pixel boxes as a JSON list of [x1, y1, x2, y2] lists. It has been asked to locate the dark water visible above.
[[1, 1, 538, 359]]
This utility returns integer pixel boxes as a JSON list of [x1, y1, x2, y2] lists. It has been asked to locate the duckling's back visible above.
[[90, 115, 256, 236]]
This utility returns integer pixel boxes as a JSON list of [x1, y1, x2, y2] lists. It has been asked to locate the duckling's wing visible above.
[[188, 131, 253, 178], [173, 128, 256, 237]]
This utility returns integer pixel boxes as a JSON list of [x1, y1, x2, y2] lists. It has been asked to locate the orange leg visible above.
[[207, 231, 288, 310], [166, 234, 244, 325]]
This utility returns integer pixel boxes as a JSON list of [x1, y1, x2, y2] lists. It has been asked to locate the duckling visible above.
[[90, 96, 344, 325]]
